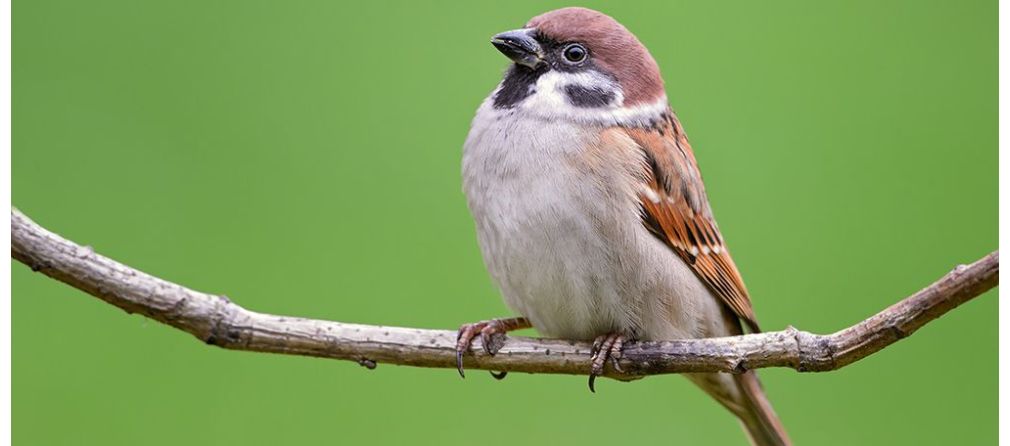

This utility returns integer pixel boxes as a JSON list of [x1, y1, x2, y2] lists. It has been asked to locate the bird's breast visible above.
[[461, 106, 677, 340], [464, 113, 622, 339]]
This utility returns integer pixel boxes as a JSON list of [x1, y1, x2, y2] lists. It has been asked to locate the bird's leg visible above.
[[588, 332, 629, 393], [455, 317, 531, 379]]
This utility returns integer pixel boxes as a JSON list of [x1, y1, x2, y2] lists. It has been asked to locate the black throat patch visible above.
[[493, 65, 548, 109]]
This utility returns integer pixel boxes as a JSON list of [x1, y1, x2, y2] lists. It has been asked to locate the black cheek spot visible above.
[[564, 85, 615, 108]]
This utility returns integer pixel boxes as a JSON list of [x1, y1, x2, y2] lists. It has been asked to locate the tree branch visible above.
[[10, 207, 998, 378]]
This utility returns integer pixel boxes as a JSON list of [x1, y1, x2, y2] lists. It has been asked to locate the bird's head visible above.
[[489, 7, 667, 125]]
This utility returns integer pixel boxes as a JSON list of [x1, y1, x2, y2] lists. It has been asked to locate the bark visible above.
[[10, 208, 998, 378]]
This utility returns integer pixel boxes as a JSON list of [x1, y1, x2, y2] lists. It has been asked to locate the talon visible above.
[[482, 331, 507, 356], [591, 336, 604, 357], [453, 317, 531, 380], [480, 326, 501, 356], [610, 356, 625, 374], [609, 336, 626, 373], [490, 370, 508, 380], [456, 323, 480, 379], [480, 331, 493, 356], [587, 333, 629, 393]]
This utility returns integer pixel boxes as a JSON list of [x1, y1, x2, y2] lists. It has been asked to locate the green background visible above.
[[13, 1, 996, 445]]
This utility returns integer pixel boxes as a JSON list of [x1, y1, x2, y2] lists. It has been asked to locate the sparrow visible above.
[[456, 7, 790, 446]]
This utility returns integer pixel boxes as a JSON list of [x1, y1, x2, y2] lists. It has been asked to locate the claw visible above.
[[490, 370, 508, 380], [456, 326, 471, 378], [481, 330, 507, 356], [587, 333, 628, 393], [590, 336, 604, 357], [454, 317, 531, 380], [610, 355, 625, 374]]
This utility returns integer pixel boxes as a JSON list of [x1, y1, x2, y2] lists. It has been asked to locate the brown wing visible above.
[[624, 110, 760, 332]]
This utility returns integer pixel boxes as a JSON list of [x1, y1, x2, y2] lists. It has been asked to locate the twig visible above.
[[10, 207, 999, 378]]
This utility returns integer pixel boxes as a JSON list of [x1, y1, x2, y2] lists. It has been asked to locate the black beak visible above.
[[491, 28, 544, 69]]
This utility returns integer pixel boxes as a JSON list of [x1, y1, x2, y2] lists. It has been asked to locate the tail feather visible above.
[[733, 371, 791, 446], [686, 371, 790, 446]]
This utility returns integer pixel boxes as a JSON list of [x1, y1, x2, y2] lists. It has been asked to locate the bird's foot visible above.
[[588, 332, 628, 393], [455, 317, 531, 379]]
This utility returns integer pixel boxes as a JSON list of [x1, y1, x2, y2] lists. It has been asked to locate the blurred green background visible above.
[[12, 0, 996, 445]]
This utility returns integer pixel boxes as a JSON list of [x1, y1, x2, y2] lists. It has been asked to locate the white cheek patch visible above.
[[509, 70, 668, 127], [526, 70, 624, 110]]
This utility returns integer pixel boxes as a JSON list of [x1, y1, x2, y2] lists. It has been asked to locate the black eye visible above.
[[562, 43, 587, 64]]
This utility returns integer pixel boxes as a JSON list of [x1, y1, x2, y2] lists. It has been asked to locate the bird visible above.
[[456, 7, 790, 446]]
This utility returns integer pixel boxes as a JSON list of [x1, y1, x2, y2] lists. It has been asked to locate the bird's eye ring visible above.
[[562, 43, 588, 64]]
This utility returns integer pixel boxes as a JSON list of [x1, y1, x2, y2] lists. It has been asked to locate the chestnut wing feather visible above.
[[623, 112, 760, 332]]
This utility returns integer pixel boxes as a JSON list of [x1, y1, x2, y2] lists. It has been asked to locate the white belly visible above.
[[462, 104, 721, 341]]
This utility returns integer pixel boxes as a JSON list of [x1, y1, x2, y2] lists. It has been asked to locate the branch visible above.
[[10, 207, 999, 378]]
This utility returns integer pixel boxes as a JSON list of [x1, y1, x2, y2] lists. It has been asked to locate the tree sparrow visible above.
[[456, 7, 790, 445]]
